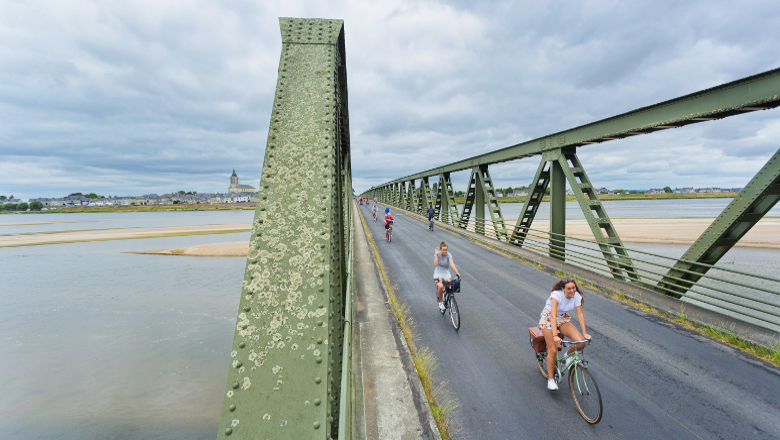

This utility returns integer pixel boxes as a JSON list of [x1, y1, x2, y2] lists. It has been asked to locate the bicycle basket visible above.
[[452, 277, 460, 293]]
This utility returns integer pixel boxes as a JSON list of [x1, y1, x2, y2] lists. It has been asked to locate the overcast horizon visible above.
[[2, 0, 780, 201]]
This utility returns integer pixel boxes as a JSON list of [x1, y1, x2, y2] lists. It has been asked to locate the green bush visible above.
[[17, 202, 29, 211], [29, 201, 43, 211], [4, 204, 17, 211]]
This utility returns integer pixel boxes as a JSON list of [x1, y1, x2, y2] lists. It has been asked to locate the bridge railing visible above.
[[412, 208, 780, 333]]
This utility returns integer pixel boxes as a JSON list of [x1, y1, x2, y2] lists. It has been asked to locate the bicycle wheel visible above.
[[569, 364, 602, 424], [449, 296, 460, 330], [535, 351, 550, 379]]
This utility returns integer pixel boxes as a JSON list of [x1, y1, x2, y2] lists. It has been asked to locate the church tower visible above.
[[228, 169, 256, 195]]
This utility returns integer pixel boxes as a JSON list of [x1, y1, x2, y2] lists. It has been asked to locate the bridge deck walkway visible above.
[[357, 203, 780, 439]]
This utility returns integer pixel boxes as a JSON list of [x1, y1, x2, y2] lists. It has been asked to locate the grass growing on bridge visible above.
[[358, 206, 459, 440]]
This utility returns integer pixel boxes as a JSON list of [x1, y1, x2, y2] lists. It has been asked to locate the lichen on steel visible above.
[[217, 17, 347, 439]]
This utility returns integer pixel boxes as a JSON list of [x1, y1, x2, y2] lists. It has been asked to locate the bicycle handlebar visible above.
[[561, 338, 592, 347]]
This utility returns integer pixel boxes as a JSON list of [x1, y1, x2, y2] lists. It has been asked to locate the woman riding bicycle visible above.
[[539, 277, 590, 391], [434, 240, 460, 312]]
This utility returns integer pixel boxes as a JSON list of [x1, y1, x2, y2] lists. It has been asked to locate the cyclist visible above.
[[385, 205, 390, 215], [539, 276, 590, 391], [433, 240, 460, 311], [427, 206, 435, 229], [384, 210, 394, 240], [372, 203, 378, 220]]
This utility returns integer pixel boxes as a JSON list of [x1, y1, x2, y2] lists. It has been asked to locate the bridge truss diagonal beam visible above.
[[217, 17, 353, 440], [659, 147, 780, 297]]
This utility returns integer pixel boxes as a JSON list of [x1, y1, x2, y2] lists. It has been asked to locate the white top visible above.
[[543, 290, 582, 315], [433, 252, 453, 279]]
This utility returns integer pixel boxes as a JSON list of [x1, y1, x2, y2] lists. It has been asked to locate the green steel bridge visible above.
[[216, 17, 780, 439]]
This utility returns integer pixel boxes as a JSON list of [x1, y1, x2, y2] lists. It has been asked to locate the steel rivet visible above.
[[316, 357, 322, 364], [226, 427, 233, 435], [315, 376, 322, 384], [232, 381, 239, 389], [235, 361, 242, 368], [317, 338, 323, 344], [239, 342, 245, 348], [241, 324, 247, 329], [244, 306, 251, 312], [314, 422, 320, 429], [314, 398, 321, 406], [229, 403, 236, 412]]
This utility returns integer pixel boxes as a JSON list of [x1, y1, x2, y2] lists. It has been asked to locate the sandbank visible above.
[[0, 223, 252, 247], [132, 241, 250, 257]]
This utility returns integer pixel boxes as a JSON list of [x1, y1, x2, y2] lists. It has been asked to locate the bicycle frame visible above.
[[556, 340, 591, 391]]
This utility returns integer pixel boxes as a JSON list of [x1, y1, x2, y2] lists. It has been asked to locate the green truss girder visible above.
[[366, 67, 780, 190], [659, 147, 780, 297], [217, 18, 352, 440], [458, 169, 479, 230], [505, 151, 638, 280], [407, 180, 416, 212], [508, 160, 550, 246], [455, 165, 508, 238], [420, 177, 433, 214], [554, 149, 639, 281], [436, 172, 459, 224], [476, 165, 509, 239]]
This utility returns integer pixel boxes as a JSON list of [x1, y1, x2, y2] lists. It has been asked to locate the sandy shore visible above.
[[134, 217, 780, 257], [508, 217, 780, 249], [0, 223, 252, 247]]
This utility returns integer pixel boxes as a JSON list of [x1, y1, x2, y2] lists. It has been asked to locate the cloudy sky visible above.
[[2, 0, 779, 200]]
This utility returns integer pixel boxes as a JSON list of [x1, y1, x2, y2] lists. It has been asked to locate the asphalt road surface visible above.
[[358, 203, 780, 440]]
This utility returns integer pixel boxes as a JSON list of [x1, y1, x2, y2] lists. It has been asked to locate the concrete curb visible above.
[[381, 203, 780, 348]]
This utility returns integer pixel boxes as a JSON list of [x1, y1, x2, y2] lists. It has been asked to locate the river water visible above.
[[0, 201, 778, 439]]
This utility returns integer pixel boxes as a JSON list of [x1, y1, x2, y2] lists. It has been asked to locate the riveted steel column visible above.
[[546, 150, 566, 261], [216, 18, 351, 440], [399, 181, 407, 209]]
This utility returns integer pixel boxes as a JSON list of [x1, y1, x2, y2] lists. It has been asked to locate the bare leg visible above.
[[558, 322, 585, 356], [541, 328, 559, 379], [436, 279, 443, 302]]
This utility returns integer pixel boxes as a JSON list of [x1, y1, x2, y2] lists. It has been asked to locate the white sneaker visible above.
[[438, 302, 445, 311], [547, 379, 558, 391], [563, 355, 574, 370]]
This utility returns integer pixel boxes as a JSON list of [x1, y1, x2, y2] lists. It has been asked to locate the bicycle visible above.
[[528, 330, 602, 424], [428, 217, 434, 231], [437, 276, 460, 330], [385, 220, 393, 242], [373, 210, 377, 221]]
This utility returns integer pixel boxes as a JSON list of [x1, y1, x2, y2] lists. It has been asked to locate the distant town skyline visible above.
[[2, 1, 779, 201]]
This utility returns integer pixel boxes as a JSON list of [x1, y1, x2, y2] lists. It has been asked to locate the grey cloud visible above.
[[2, 0, 780, 201]]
